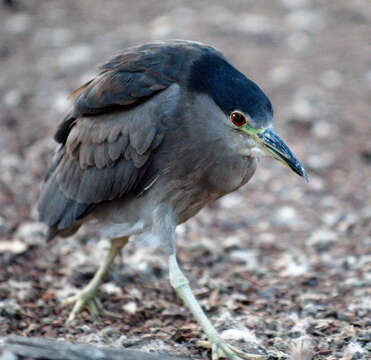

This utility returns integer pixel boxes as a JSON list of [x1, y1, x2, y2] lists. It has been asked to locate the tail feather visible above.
[[38, 157, 89, 239], [46, 221, 83, 241]]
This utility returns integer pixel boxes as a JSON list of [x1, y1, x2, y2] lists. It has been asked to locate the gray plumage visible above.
[[37, 40, 307, 359], [38, 40, 264, 246]]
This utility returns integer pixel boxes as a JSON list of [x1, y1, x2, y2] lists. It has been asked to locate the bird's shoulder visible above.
[[50, 83, 182, 201], [38, 40, 224, 232], [55, 40, 222, 144], [38, 85, 182, 231]]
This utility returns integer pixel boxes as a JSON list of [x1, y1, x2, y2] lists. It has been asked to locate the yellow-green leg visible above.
[[169, 254, 263, 360], [62, 236, 128, 323]]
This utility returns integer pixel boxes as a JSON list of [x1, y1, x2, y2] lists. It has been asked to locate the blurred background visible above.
[[0, 1, 370, 359]]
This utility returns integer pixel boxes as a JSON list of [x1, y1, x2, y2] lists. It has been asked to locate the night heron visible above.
[[38, 40, 307, 360]]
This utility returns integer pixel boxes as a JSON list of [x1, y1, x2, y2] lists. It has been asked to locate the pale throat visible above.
[[238, 137, 270, 158]]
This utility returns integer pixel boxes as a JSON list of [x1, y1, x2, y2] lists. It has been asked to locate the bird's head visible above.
[[227, 110, 308, 181], [189, 51, 308, 181]]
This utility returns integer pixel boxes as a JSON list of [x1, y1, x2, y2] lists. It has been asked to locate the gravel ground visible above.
[[0, 1, 370, 359]]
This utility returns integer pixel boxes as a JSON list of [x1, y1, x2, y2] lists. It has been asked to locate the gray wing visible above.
[[57, 40, 215, 122], [37, 40, 207, 234], [38, 99, 167, 233]]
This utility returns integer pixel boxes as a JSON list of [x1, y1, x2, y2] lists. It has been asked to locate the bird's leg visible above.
[[62, 236, 129, 323], [169, 254, 262, 360]]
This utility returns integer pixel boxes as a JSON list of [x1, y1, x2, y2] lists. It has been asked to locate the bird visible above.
[[37, 40, 307, 360]]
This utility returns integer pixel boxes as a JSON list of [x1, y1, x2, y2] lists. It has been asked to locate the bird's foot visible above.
[[197, 336, 264, 360], [62, 290, 120, 323]]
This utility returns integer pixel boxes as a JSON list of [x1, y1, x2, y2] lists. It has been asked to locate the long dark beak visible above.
[[257, 128, 308, 181]]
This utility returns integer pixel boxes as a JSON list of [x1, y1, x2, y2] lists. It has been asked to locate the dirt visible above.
[[0, 0, 370, 359]]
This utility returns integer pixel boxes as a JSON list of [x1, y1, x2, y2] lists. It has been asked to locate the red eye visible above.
[[230, 111, 247, 127]]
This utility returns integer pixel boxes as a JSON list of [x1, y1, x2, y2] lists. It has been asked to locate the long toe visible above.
[[92, 297, 121, 318], [62, 292, 120, 323], [208, 337, 264, 360]]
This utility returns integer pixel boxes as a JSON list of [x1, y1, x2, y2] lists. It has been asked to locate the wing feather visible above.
[[38, 40, 213, 234]]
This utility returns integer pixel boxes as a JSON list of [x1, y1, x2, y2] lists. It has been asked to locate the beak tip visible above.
[[258, 128, 309, 182], [301, 167, 309, 182]]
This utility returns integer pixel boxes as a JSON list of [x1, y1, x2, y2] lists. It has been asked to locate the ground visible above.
[[0, 0, 370, 359]]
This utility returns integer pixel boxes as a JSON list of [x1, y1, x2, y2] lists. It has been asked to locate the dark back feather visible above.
[[38, 40, 222, 236]]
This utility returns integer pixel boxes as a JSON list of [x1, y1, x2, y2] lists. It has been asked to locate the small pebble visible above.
[[269, 65, 292, 85], [280, 0, 308, 9], [15, 222, 46, 244], [219, 193, 243, 209], [5, 13, 32, 34], [303, 304, 319, 317], [53, 92, 70, 113], [150, 15, 172, 38], [321, 69, 343, 88], [3, 89, 24, 107], [239, 14, 273, 34], [0, 240, 27, 254], [122, 301, 137, 314], [57, 44, 92, 67], [287, 32, 310, 52], [286, 10, 325, 32], [312, 121, 332, 138], [221, 328, 259, 344], [308, 229, 337, 252], [306, 153, 334, 170], [274, 206, 298, 227]]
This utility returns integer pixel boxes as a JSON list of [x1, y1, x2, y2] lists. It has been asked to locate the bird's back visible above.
[[38, 40, 225, 239]]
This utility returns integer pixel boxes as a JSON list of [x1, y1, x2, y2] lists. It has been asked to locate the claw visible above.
[[198, 337, 264, 360], [62, 292, 120, 323], [60, 237, 128, 323]]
